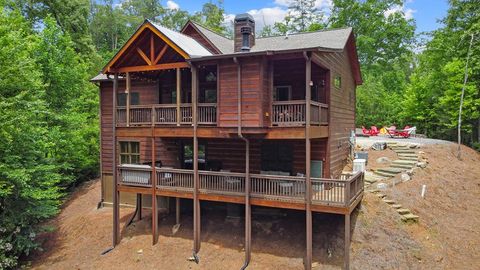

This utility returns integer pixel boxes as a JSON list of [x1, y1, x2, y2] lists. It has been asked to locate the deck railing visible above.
[[116, 103, 217, 126], [118, 165, 363, 208], [310, 101, 329, 126], [272, 100, 328, 126]]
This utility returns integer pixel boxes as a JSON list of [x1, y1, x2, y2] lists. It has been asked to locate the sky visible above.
[[160, 0, 449, 34]]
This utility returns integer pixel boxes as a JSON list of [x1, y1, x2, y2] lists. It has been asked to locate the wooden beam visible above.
[[150, 34, 155, 63], [151, 136, 158, 245], [112, 73, 120, 246], [118, 185, 152, 194], [192, 64, 201, 256], [137, 47, 152, 66], [103, 22, 190, 73], [112, 62, 189, 73], [126, 72, 131, 127], [176, 68, 181, 126], [153, 45, 168, 65], [344, 214, 351, 270], [146, 24, 190, 59], [305, 53, 313, 270]]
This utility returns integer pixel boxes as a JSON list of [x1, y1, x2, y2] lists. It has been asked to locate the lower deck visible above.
[[118, 166, 364, 215]]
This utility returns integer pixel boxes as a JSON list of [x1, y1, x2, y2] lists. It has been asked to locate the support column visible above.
[[112, 73, 120, 246], [126, 72, 131, 127], [192, 65, 201, 261], [151, 135, 158, 245], [176, 198, 181, 225], [176, 68, 181, 126], [242, 139, 251, 270], [304, 52, 313, 270], [137, 193, 142, 221], [344, 214, 351, 270]]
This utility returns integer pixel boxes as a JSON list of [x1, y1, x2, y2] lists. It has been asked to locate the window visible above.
[[182, 143, 206, 170], [273, 86, 292, 101], [119, 141, 140, 164], [334, 75, 342, 89], [117, 92, 139, 106], [204, 89, 217, 103], [261, 141, 293, 173]]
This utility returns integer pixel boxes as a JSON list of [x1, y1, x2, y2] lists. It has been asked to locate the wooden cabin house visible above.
[[91, 14, 363, 270]]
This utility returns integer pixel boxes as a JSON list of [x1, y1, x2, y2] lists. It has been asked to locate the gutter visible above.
[[188, 47, 342, 62]]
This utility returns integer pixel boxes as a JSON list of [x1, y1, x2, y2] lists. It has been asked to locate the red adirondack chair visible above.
[[370, 126, 380, 136], [361, 126, 372, 136]]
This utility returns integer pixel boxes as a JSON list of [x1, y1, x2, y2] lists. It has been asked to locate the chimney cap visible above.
[[234, 13, 255, 23]]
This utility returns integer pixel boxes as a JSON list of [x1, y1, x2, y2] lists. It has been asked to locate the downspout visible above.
[[234, 57, 252, 270]]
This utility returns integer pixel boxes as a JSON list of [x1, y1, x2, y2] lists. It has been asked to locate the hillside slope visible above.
[[29, 143, 480, 269]]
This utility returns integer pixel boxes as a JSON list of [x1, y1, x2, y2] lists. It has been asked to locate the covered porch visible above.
[[271, 57, 329, 127]]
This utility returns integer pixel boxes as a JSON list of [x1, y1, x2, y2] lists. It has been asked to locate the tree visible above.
[[11, 0, 97, 57], [274, 0, 325, 34], [191, 1, 227, 35], [328, 0, 416, 128], [0, 7, 62, 268]]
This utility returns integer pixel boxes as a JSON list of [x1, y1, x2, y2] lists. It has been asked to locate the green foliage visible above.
[[401, 0, 480, 144], [0, 4, 98, 269], [0, 8, 62, 269], [329, 0, 416, 130], [191, 1, 227, 35], [274, 0, 325, 34]]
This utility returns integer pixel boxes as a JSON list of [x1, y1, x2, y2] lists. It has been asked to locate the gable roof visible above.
[[101, 20, 212, 73], [149, 21, 212, 57], [99, 19, 361, 84], [182, 21, 234, 54]]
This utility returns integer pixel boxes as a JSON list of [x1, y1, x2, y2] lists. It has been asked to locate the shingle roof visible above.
[[251, 27, 352, 52], [149, 20, 212, 58], [189, 22, 234, 54]]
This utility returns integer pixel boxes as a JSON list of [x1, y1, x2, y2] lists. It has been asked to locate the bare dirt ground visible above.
[[28, 143, 480, 270]]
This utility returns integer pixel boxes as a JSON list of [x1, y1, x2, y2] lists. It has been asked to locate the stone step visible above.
[[374, 171, 398, 177], [399, 157, 419, 161], [397, 208, 411, 215], [395, 150, 417, 154], [391, 204, 402, 209], [377, 167, 405, 174], [390, 146, 410, 150], [401, 213, 419, 223], [391, 164, 414, 169], [392, 160, 417, 165], [383, 199, 395, 204], [398, 153, 418, 157]]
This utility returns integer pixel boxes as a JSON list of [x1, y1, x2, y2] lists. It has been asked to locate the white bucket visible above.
[[353, 159, 366, 173]]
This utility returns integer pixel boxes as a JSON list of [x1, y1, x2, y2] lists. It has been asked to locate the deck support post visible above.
[[241, 139, 251, 270], [112, 72, 120, 246], [304, 52, 313, 270], [137, 193, 142, 220], [176, 68, 181, 126], [151, 134, 158, 245], [175, 197, 181, 225], [192, 64, 201, 262], [126, 72, 131, 127], [344, 213, 351, 270]]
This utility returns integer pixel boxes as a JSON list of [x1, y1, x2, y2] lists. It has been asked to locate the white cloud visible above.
[[166, 0, 180, 10], [247, 7, 288, 30], [275, 0, 333, 10], [384, 5, 416, 20]]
